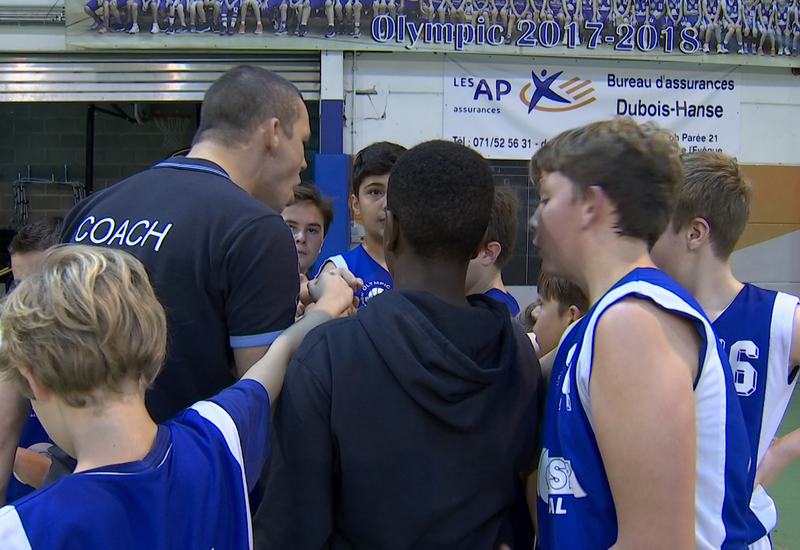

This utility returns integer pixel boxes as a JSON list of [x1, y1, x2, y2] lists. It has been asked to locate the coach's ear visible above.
[[686, 217, 711, 251], [259, 117, 281, 152]]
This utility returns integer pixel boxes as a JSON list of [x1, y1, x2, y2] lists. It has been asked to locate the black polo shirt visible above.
[[62, 157, 299, 422]]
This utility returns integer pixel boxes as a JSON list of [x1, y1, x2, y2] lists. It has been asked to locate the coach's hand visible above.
[[308, 270, 361, 318]]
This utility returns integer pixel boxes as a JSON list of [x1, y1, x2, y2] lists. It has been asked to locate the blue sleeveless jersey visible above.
[[485, 288, 521, 317], [536, 268, 751, 550], [0, 380, 270, 550], [713, 284, 799, 545], [322, 244, 393, 308], [773, 1, 789, 26]]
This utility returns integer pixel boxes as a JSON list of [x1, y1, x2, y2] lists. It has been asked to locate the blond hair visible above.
[[671, 151, 752, 260], [0, 245, 167, 407]]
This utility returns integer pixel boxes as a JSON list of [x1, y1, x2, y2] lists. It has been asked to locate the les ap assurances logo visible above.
[[520, 70, 597, 113], [456, 68, 597, 114]]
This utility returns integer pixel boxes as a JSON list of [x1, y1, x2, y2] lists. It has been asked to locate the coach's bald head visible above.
[[190, 66, 311, 212]]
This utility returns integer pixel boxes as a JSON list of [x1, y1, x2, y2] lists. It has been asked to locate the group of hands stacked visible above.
[[300, 267, 363, 320]]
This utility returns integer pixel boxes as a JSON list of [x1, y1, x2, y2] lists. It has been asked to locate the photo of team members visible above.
[[77, 0, 800, 54]]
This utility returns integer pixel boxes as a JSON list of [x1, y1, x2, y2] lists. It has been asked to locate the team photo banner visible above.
[[443, 56, 741, 159], [67, 0, 797, 66]]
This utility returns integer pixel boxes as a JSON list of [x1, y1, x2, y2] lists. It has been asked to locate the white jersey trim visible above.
[[315, 254, 349, 279], [748, 530, 774, 550], [191, 400, 253, 550], [757, 292, 799, 465], [0, 506, 32, 550], [572, 280, 729, 550], [750, 292, 799, 536]]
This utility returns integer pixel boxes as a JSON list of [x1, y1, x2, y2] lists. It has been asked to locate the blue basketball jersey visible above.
[[713, 285, 799, 545], [485, 287, 521, 317], [667, 0, 681, 17], [536, 268, 751, 550], [773, 1, 789, 26], [0, 380, 270, 550], [742, 0, 755, 20], [323, 244, 393, 308]]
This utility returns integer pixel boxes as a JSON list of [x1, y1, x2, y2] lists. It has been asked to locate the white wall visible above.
[[344, 52, 800, 299], [344, 52, 800, 164]]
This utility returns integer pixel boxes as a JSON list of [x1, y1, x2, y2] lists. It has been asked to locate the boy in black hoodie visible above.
[[254, 140, 543, 550]]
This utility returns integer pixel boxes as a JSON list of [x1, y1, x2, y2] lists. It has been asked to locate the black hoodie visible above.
[[254, 289, 543, 550]]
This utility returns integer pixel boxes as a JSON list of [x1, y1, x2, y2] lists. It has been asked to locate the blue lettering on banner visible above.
[[74, 216, 174, 252], [371, 17, 725, 53]]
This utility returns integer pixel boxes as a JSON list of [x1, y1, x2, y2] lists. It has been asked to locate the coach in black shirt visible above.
[[59, 66, 310, 422]]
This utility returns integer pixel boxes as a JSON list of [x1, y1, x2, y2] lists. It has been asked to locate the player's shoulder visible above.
[[340, 245, 366, 263], [295, 315, 363, 359], [292, 315, 366, 380], [1, 474, 109, 535], [739, 283, 795, 310], [595, 295, 700, 346], [203, 378, 271, 420]]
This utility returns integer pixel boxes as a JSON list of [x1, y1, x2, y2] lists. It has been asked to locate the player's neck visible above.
[[468, 269, 505, 295], [393, 257, 471, 306], [362, 236, 387, 270], [581, 237, 654, 305], [66, 393, 158, 473], [688, 260, 743, 322]]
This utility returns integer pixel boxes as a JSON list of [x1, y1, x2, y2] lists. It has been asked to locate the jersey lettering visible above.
[[537, 447, 589, 517], [730, 340, 759, 397], [74, 215, 173, 252]]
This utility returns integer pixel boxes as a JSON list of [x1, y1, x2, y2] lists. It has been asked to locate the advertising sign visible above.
[[443, 55, 741, 159]]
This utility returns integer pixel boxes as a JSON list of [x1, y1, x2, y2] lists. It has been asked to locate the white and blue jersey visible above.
[[633, 0, 649, 22], [684, 0, 700, 23], [614, 0, 630, 21], [597, 0, 613, 19], [536, 268, 751, 550], [704, 0, 720, 23], [322, 244, 392, 308], [665, 0, 682, 24], [772, 1, 789, 30], [650, 0, 665, 22], [725, 0, 740, 20], [0, 380, 270, 550], [742, 0, 756, 27], [713, 285, 799, 546], [548, 0, 563, 15]]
